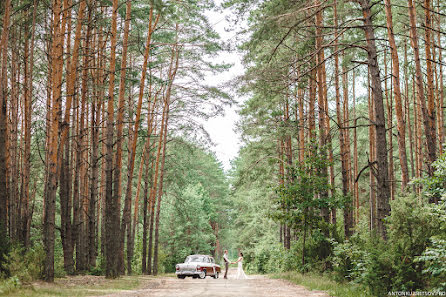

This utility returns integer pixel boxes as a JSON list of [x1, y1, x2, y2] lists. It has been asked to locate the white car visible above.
[[175, 254, 221, 279]]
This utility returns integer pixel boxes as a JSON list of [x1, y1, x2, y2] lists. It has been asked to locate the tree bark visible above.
[[408, 0, 436, 176], [114, 0, 132, 274], [0, 0, 12, 251], [120, 6, 159, 275], [384, 0, 409, 190], [315, 1, 330, 230], [105, 0, 120, 279], [44, 0, 65, 281], [358, 0, 391, 239], [153, 43, 179, 275]]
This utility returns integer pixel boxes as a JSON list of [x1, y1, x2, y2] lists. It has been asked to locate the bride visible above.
[[232, 252, 248, 279]]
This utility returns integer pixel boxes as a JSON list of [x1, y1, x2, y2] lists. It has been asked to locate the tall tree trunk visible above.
[[9, 24, 19, 243], [8, 25, 17, 242], [404, 40, 416, 180], [436, 1, 444, 152], [298, 87, 305, 164], [384, 0, 409, 190], [114, 0, 132, 274], [283, 95, 292, 250], [334, 0, 349, 235], [352, 70, 359, 225], [315, 1, 330, 230], [153, 43, 179, 275], [141, 155, 152, 274], [358, 0, 391, 238], [340, 52, 352, 238], [423, 0, 437, 176], [60, 0, 85, 274], [105, 0, 120, 278], [408, 0, 436, 176], [22, 0, 38, 250], [44, 0, 65, 281], [384, 53, 395, 200], [0, 0, 12, 254], [368, 70, 377, 231], [89, 70, 101, 269], [76, 8, 92, 271], [308, 68, 316, 142], [120, 7, 159, 275]]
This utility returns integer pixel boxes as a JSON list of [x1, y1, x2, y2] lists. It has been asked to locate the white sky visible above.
[[203, 3, 245, 171]]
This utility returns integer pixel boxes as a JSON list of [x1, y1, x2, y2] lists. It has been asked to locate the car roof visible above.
[[188, 254, 212, 257], [188, 254, 212, 258]]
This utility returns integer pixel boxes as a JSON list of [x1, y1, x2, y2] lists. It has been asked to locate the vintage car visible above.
[[175, 254, 221, 279]]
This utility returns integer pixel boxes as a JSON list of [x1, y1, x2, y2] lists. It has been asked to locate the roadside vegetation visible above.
[[272, 272, 374, 297], [0, 275, 145, 297]]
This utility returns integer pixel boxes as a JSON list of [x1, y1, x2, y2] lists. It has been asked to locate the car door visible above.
[[205, 257, 213, 276], [210, 257, 216, 275]]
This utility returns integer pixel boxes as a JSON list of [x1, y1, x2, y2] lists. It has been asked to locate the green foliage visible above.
[[415, 195, 446, 290], [0, 231, 9, 277], [332, 193, 444, 295], [157, 140, 230, 272], [272, 272, 374, 297], [0, 276, 21, 295], [413, 153, 446, 201], [416, 238, 446, 290], [4, 244, 44, 282], [272, 145, 333, 230], [271, 144, 338, 269]]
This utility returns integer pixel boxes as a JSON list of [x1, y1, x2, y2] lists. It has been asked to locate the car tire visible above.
[[213, 271, 219, 279], [199, 269, 206, 279], [177, 275, 186, 279]]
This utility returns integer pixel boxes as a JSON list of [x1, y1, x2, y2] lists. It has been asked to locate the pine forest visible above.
[[0, 0, 446, 296]]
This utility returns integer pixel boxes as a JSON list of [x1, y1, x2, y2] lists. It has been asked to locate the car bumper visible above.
[[176, 271, 199, 276]]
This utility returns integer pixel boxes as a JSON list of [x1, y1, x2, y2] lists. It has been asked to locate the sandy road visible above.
[[100, 270, 330, 297]]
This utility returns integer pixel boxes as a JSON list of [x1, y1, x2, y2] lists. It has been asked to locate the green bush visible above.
[[331, 239, 367, 282], [0, 276, 21, 295], [332, 194, 442, 295], [416, 238, 446, 290], [0, 231, 9, 277], [4, 244, 44, 282], [415, 196, 446, 290]]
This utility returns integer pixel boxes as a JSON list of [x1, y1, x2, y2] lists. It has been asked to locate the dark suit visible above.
[[223, 253, 229, 278]]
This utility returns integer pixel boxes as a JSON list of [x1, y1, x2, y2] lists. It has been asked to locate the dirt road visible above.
[[100, 270, 329, 297]]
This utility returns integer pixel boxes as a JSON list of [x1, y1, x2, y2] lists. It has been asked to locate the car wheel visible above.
[[199, 269, 206, 279], [177, 275, 186, 279], [213, 271, 219, 279]]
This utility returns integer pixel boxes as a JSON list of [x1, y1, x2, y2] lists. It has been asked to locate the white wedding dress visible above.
[[235, 257, 248, 279]]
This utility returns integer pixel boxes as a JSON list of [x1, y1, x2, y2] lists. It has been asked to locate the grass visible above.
[[271, 271, 375, 297], [0, 275, 155, 297]]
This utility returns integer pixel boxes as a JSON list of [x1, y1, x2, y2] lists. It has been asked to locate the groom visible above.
[[223, 250, 230, 279]]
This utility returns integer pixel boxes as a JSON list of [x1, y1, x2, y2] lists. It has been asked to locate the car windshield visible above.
[[185, 256, 205, 263]]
